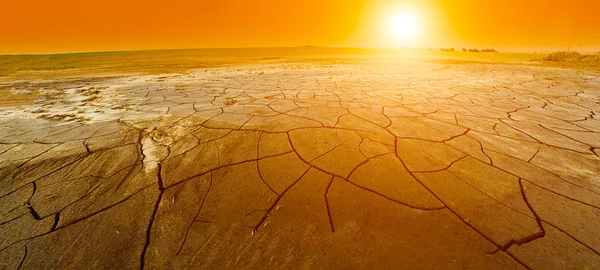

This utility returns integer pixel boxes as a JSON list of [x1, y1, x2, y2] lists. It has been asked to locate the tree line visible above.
[[435, 48, 497, 52]]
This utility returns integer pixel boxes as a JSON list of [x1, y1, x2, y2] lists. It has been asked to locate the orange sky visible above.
[[1, 0, 599, 54]]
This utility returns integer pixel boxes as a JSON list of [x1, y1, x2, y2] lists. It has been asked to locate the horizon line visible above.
[[1, 45, 597, 57]]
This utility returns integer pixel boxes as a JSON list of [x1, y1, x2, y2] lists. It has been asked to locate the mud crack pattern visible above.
[[1, 60, 600, 269]]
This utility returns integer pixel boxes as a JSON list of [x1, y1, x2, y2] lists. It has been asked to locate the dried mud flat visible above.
[[1, 58, 600, 269]]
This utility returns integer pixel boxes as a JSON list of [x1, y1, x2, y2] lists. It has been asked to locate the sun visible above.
[[386, 11, 420, 43]]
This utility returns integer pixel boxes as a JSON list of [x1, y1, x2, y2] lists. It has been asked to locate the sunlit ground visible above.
[[2, 0, 600, 268], [1, 48, 598, 82], [1, 46, 600, 269]]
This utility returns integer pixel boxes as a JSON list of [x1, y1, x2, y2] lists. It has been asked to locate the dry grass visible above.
[[537, 51, 600, 70], [542, 51, 582, 62], [0, 48, 541, 80], [0, 47, 379, 79], [1, 48, 598, 81], [545, 51, 600, 62]]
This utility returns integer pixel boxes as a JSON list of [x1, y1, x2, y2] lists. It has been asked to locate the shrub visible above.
[[543, 51, 582, 62], [537, 51, 600, 69]]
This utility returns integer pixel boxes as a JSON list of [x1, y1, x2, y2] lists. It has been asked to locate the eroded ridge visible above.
[[1, 60, 599, 269]]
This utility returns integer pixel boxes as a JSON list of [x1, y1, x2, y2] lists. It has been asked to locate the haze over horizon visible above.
[[2, 0, 600, 54]]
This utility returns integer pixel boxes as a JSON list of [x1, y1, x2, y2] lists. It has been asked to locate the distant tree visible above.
[[462, 48, 467, 52], [480, 48, 498, 52], [450, 48, 455, 52], [468, 48, 480, 52]]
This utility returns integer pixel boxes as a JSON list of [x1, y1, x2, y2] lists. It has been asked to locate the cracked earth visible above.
[[1, 59, 600, 269]]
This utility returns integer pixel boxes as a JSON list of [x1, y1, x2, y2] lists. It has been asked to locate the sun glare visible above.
[[385, 10, 420, 46]]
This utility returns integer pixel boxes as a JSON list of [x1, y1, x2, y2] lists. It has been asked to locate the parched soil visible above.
[[1, 58, 599, 269]]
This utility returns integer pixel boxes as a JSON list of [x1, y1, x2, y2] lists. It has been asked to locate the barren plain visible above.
[[1, 49, 599, 269]]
